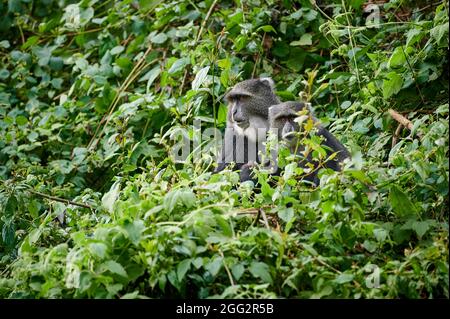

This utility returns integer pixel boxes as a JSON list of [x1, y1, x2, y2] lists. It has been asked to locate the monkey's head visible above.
[[269, 101, 313, 147], [224, 78, 280, 134]]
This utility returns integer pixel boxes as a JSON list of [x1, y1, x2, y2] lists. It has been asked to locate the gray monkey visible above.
[[268, 101, 350, 185], [214, 78, 280, 182]]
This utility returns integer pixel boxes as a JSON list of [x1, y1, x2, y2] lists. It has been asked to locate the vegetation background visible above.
[[0, 0, 448, 298]]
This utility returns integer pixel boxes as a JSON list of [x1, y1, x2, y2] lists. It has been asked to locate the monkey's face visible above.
[[225, 78, 279, 132], [269, 103, 305, 148], [273, 116, 300, 147], [226, 94, 251, 129]]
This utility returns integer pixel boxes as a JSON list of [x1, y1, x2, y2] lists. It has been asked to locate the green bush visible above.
[[0, 0, 448, 298]]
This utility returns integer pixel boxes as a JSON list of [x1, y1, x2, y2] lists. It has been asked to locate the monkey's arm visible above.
[[239, 162, 255, 182], [317, 126, 351, 170]]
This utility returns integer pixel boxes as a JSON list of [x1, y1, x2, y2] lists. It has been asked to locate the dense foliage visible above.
[[0, 0, 448, 298]]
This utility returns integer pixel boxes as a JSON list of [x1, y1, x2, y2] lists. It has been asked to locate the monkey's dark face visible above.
[[269, 102, 309, 148], [225, 78, 280, 131], [226, 93, 251, 128], [272, 116, 300, 147]]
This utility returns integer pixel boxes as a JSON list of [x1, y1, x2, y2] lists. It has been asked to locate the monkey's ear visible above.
[[259, 77, 275, 89]]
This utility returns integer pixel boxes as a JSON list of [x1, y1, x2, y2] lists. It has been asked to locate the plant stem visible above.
[[28, 190, 92, 209]]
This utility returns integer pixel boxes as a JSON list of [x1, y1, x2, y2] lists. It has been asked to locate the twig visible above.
[[195, 0, 219, 43], [218, 249, 235, 286], [400, 44, 426, 104], [388, 109, 413, 131], [309, 253, 361, 288], [65, 27, 104, 36], [259, 208, 270, 229], [251, 33, 266, 78], [250, 209, 261, 227], [87, 46, 154, 150], [28, 190, 92, 209], [18, 24, 25, 45], [179, 0, 218, 94], [391, 123, 404, 148]]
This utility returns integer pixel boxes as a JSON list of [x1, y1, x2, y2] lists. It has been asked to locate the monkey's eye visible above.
[[235, 95, 249, 102]]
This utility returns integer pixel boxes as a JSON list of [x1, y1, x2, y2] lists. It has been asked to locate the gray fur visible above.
[[268, 101, 351, 185], [215, 78, 280, 180]]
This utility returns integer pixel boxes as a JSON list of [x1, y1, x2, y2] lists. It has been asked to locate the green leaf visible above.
[[302, 243, 318, 256], [121, 291, 140, 299], [2, 222, 15, 248], [110, 46, 125, 55], [283, 162, 297, 182], [150, 33, 168, 44], [303, 9, 318, 21], [168, 57, 190, 74], [405, 28, 423, 47], [103, 260, 128, 278], [4, 195, 17, 217], [411, 221, 431, 238], [340, 101, 352, 109], [205, 256, 223, 277], [192, 66, 210, 91], [350, 0, 364, 9], [272, 41, 289, 57], [412, 162, 428, 181], [231, 263, 245, 281], [177, 259, 191, 281], [32, 46, 54, 66], [258, 25, 276, 33], [278, 207, 294, 223], [363, 240, 377, 252], [0, 69, 10, 80], [382, 72, 403, 99], [334, 273, 354, 284], [27, 199, 40, 218], [214, 215, 232, 237], [373, 228, 388, 242], [89, 243, 108, 259], [290, 33, 312, 46], [50, 160, 73, 175], [102, 181, 121, 213], [388, 47, 406, 68], [15, 115, 28, 126], [123, 220, 144, 245], [139, 66, 161, 91], [49, 57, 64, 71], [389, 185, 417, 217], [311, 285, 333, 299], [0, 40, 10, 48], [139, 0, 163, 11], [430, 23, 449, 47], [249, 262, 272, 284]]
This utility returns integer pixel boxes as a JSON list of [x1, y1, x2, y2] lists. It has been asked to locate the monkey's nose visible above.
[[233, 114, 246, 123], [283, 132, 295, 140]]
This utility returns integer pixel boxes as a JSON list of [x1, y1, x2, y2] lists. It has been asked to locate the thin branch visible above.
[[388, 109, 413, 131], [218, 249, 235, 286], [259, 208, 270, 229], [87, 46, 154, 150], [18, 24, 25, 45], [179, 0, 218, 94], [250, 208, 261, 227], [195, 0, 219, 43], [400, 41, 426, 104], [28, 190, 92, 210], [391, 123, 404, 148]]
